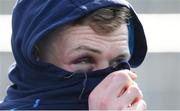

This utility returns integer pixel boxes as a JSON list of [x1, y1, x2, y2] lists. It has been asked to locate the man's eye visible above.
[[110, 61, 118, 68], [73, 57, 94, 64], [110, 58, 124, 68]]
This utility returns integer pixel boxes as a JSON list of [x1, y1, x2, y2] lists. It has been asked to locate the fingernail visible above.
[[137, 100, 147, 110]]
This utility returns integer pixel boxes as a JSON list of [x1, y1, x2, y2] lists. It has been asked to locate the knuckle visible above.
[[128, 85, 141, 95], [111, 71, 130, 81]]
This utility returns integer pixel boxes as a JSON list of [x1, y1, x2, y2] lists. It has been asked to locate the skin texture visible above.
[[41, 24, 146, 110]]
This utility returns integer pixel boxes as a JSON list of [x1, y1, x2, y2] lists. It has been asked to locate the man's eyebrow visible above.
[[72, 45, 101, 54]]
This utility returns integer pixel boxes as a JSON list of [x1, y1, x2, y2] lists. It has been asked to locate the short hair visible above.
[[73, 6, 130, 34], [33, 6, 130, 61]]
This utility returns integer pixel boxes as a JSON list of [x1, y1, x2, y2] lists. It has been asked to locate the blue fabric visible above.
[[1, 62, 130, 110], [0, 0, 147, 110], [128, 18, 135, 58]]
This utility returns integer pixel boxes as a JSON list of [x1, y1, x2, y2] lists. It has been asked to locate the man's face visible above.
[[45, 24, 130, 72]]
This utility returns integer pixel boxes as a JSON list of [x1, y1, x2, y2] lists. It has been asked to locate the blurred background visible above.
[[0, 0, 180, 109]]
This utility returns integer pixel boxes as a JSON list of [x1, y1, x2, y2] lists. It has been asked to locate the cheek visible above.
[[73, 64, 94, 72], [61, 64, 95, 72], [57, 64, 76, 72]]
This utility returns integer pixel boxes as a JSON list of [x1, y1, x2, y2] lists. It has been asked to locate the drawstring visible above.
[[63, 70, 88, 100], [63, 71, 77, 79], [78, 71, 88, 100]]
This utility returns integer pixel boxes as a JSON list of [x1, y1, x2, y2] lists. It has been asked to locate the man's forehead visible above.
[[54, 25, 128, 40]]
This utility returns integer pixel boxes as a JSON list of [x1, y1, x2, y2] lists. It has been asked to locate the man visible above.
[[0, 0, 147, 110]]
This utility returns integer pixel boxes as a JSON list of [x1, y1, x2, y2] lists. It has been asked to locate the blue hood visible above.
[[0, 0, 147, 110], [12, 0, 147, 69]]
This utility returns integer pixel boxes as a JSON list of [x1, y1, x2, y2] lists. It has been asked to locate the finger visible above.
[[119, 69, 137, 80], [119, 81, 138, 97], [88, 73, 115, 108], [118, 85, 143, 108], [131, 70, 137, 80], [104, 70, 134, 98], [130, 99, 147, 110], [91, 70, 136, 93]]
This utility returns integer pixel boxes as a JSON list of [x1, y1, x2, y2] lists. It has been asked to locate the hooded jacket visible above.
[[0, 0, 147, 110]]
